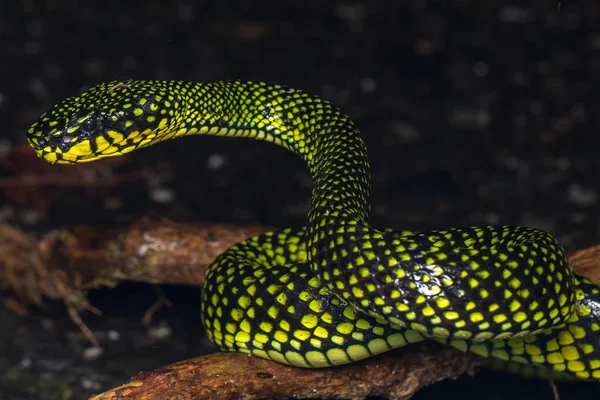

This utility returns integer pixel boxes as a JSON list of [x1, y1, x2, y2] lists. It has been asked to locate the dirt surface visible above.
[[0, 1, 599, 399]]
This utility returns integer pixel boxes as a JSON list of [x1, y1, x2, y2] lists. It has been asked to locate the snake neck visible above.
[[175, 81, 372, 223]]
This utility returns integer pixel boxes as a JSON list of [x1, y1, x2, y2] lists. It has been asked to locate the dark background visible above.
[[1, 1, 599, 399]]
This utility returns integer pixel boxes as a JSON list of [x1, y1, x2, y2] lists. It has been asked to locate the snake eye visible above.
[[62, 135, 74, 144], [81, 118, 100, 135]]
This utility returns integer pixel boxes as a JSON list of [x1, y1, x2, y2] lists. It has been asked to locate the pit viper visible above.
[[26, 80, 600, 381]]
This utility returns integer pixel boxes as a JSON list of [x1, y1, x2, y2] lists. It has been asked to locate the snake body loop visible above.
[[28, 80, 600, 380]]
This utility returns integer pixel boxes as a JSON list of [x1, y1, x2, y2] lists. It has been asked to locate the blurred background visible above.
[[0, 1, 599, 399]]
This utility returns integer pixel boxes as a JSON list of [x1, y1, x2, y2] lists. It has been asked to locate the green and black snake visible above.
[[27, 80, 600, 381]]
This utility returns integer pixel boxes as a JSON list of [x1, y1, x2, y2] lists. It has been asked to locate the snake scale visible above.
[[27, 80, 600, 381]]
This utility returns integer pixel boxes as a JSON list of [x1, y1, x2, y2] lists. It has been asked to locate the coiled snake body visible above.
[[27, 80, 600, 380]]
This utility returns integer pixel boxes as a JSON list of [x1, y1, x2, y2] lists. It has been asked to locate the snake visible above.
[[26, 79, 600, 381]]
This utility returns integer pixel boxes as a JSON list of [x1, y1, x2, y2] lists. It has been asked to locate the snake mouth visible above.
[[43, 151, 107, 164], [30, 136, 115, 165], [42, 151, 78, 164], [33, 147, 86, 165]]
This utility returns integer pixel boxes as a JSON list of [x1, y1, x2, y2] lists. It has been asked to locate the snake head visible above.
[[26, 80, 182, 164]]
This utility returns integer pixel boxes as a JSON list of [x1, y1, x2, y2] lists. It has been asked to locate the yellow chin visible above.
[[38, 149, 105, 164], [39, 151, 75, 164], [33, 129, 158, 164]]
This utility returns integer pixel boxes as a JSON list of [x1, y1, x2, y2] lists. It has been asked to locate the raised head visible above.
[[27, 80, 184, 164]]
